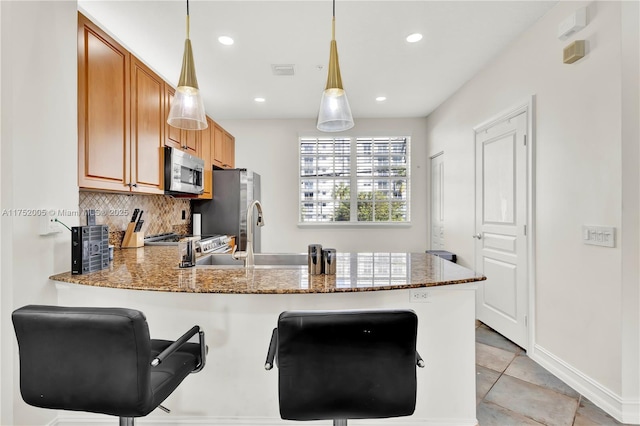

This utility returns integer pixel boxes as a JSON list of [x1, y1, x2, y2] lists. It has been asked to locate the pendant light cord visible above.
[[186, 0, 190, 39], [331, 0, 336, 40]]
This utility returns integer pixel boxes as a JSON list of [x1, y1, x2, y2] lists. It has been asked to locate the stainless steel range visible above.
[[144, 233, 231, 254]]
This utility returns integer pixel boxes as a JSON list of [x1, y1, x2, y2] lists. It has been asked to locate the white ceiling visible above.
[[78, 1, 556, 121]]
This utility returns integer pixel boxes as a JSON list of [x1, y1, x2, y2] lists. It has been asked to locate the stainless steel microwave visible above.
[[164, 147, 204, 195]]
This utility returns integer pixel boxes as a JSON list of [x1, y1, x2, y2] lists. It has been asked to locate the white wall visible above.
[[0, 2, 78, 425], [620, 0, 640, 415], [217, 118, 429, 254], [424, 0, 639, 422]]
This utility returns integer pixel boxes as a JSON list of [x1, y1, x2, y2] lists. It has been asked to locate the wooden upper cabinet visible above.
[[211, 123, 234, 169], [183, 129, 200, 156], [78, 13, 165, 194], [164, 86, 200, 157], [222, 131, 235, 169], [78, 13, 230, 196], [78, 13, 130, 192], [130, 57, 164, 194], [164, 86, 183, 150], [196, 116, 214, 200], [212, 123, 224, 168]]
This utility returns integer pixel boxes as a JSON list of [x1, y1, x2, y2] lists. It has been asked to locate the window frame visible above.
[[298, 135, 411, 228]]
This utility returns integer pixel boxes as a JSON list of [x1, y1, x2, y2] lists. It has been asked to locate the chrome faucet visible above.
[[232, 200, 264, 267]]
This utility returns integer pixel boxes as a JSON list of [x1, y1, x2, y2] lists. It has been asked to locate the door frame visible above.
[[473, 95, 536, 352], [429, 151, 444, 250]]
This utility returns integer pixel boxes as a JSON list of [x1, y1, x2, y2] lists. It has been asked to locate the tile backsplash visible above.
[[79, 192, 191, 247]]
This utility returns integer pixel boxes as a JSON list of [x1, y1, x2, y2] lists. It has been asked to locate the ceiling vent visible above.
[[271, 64, 295, 76]]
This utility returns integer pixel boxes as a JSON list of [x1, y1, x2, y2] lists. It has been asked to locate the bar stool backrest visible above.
[[276, 309, 419, 421], [12, 305, 155, 417]]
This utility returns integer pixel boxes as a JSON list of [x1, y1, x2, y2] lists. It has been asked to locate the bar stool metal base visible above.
[[333, 420, 347, 426], [119, 417, 135, 426]]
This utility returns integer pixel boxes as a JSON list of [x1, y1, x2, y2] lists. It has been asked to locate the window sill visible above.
[[297, 222, 412, 229]]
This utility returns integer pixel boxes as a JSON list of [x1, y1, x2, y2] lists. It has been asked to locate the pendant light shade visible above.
[[317, 2, 354, 132], [167, 1, 207, 130]]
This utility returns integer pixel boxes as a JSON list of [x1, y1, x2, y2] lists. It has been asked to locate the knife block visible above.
[[121, 222, 144, 248]]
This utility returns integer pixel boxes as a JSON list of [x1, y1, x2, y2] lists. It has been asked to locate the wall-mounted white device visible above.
[[558, 7, 587, 40], [39, 214, 62, 236], [582, 225, 615, 248]]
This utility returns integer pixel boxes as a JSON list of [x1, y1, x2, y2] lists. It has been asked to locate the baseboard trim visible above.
[[531, 344, 640, 425], [50, 415, 478, 426]]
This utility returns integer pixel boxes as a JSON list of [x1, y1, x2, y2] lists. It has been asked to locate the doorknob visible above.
[[472, 233, 482, 239]]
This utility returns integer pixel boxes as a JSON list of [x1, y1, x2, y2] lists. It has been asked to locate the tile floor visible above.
[[475, 321, 629, 426]]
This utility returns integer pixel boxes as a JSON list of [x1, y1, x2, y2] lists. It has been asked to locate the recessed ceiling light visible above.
[[406, 33, 423, 43], [376, 96, 387, 102], [254, 97, 266, 103], [218, 36, 234, 46]]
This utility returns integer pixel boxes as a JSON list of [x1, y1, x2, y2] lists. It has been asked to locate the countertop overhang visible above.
[[50, 246, 485, 294]]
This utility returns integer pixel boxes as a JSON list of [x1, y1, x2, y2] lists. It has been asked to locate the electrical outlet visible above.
[[39, 215, 62, 236], [410, 288, 431, 303]]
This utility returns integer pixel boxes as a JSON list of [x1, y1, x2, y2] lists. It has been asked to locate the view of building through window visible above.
[[299, 136, 410, 223]]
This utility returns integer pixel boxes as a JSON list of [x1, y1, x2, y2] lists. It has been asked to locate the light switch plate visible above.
[[582, 225, 615, 248]]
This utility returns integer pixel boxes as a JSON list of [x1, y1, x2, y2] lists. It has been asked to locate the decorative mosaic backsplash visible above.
[[79, 192, 191, 248]]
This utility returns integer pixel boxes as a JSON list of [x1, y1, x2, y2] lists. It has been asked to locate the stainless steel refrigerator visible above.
[[192, 169, 261, 252]]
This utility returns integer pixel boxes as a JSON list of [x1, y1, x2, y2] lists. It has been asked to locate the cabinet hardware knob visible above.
[[472, 233, 482, 239], [132, 183, 138, 188]]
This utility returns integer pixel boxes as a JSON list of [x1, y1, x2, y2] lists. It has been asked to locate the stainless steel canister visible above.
[[322, 248, 336, 275], [308, 244, 323, 275]]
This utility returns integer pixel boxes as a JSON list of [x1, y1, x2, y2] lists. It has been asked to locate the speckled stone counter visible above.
[[49, 246, 485, 293]]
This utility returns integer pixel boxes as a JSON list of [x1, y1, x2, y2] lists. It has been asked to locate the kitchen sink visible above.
[[196, 253, 308, 269]]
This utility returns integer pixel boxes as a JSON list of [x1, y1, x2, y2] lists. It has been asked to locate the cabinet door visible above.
[[183, 129, 200, 156], [164, 85, 200, 157], [197, 117, 213, 199], [131, 57, 164, 194], [78, 13, 130, 191], [223, 131, 235, 169], [212, 124, 224, 168], [164, 86, 183, 150]]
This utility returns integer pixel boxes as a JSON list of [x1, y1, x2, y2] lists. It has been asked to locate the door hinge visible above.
[[524, 135, 527, 146], [524, 224, 527, 236], [525, 315, 528, 326]]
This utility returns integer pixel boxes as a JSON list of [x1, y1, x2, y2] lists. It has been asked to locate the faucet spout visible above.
[[232, 200, 264, 268]]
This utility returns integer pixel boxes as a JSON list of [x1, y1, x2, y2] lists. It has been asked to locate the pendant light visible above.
[[167, 0, 207, 130], [316, 0, 354, 132]]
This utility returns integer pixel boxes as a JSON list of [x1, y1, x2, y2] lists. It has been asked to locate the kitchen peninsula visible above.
[[50, 248, 485, 425]]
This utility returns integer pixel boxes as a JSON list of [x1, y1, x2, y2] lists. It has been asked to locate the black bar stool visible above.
[[265, 309, 425, 425], [12, 305, 206, 425]]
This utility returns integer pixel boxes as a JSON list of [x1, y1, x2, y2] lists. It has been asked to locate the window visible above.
[[299, 136, 410, 224]]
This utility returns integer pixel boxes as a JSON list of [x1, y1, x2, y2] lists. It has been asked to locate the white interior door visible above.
[[431, 152, 445, 250], [475, 111, 529, 349]]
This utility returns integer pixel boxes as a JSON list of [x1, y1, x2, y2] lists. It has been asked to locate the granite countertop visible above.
[[50, 246, 485, 294]]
